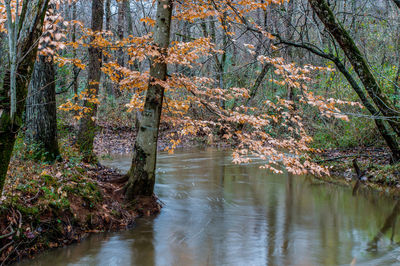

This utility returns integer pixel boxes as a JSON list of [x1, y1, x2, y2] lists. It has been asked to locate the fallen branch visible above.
[[0, 240, 14, 255], [314, 153, 388, 163], [352, 159, 367, 196]]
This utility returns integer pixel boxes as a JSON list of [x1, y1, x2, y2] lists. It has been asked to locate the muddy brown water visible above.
[[17, 149, 400, 265]]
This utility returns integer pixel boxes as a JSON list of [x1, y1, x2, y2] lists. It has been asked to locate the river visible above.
[[19, 149, 400, 265]]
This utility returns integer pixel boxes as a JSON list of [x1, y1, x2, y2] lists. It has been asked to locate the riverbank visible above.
[[313, 147, 400, 196], [0, 138, 161, 265]]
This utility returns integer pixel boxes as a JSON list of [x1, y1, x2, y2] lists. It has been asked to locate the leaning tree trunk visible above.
[[393, 0, 400, 9], [275, 38, 400, 162], [0, 0, 50, 194], [308, 0, 400, 138], [77, 0, 104, 162], [26, 28, 60, 162], [124, 0, 173, 200]]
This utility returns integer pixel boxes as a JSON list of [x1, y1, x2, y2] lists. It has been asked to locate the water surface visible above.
[[20, 149, 400, 265]]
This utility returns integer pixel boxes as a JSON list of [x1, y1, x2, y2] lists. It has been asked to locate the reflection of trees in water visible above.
[[368, 200, 400, 251], [282, 173, 293, 256], [128, 223, 155, 266], [266, 188, 278, 265]]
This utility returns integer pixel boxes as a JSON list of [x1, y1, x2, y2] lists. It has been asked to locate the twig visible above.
[[0, 229, 15, 240], [0, 240, 14, 255], [23, 191, 40, 203]]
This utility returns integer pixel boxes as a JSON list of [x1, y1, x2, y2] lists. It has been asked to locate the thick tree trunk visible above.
[[77, 0, 104, 162], [124, 0, 173, 200], [0, 102, 16, 194], [308, 0, 400, 138], [0, 33, 6, 82], [0, 0, 50, 194], [26, 32, 60, 162]]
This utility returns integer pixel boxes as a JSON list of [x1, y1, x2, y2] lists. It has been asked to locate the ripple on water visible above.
[[19, 149, 400, 266]]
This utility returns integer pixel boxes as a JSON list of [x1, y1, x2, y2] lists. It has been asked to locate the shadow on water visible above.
[[17, 148, 400, 266]]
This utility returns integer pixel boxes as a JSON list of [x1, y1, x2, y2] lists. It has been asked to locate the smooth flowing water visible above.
[[20, 149, 400, 265]]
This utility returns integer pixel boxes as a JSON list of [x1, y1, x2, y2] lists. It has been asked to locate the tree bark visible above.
[[308, 0, 400, 138], [0, 0, 50, 194], [123, 0, 134, 36], [123, 0, 140, 71], [77, 0, 104, 162], [117, 0, 125, 69], [124, 0, 173, 200], [103, 0, 113, 95], [72, 1, 79, 102], [26, 30, 60, 162], [393, 0, 400, 9], [0, 33, 6, 82]]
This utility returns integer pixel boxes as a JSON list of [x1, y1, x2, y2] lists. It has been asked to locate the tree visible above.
[[274, 38, 400, 162], [25, 10, 61, 162], [124, 0, 173, 199], [0, 0, 50, 194], [76, 0, 104, 162], [307, 0, 400, 145]]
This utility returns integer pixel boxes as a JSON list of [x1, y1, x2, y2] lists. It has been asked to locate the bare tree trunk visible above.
[[0, 0, 50, 194], [124, 0, 134, 36], [26, 28, 60, 162], [123, 0, 140, 71], [124, 0, 173, 199], [112, 0, 125, 97], [77, 0, 104, 162], [117, 0, 125, 69], [103, 0, 113, 95], [72, 1, 79, 102]]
